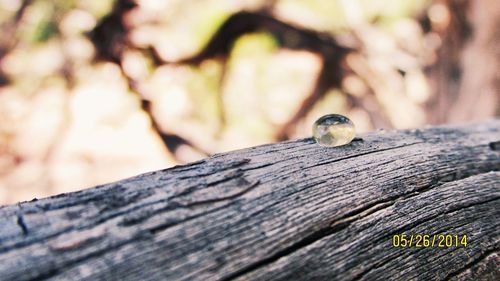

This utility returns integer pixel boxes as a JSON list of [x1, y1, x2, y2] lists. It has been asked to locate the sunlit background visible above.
[[0, 0, 498, 204]]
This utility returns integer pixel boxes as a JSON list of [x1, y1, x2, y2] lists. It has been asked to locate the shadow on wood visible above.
[[0, 120, 499, 280]]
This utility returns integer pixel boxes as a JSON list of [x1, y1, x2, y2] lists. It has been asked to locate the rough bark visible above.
[[0, 120, 499, 281]]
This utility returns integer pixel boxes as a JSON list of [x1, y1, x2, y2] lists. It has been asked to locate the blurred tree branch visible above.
[[87, 8, 356, 149]]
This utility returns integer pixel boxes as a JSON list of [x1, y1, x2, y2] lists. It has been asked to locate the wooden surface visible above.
[[0, 120, 499, 281]]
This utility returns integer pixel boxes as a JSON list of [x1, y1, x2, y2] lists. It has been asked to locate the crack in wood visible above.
[[16, 215, 28, 236], [222, 171, 499, 281], [353, 186, 499, 261], [173, 159, 251, 180], [329, 200, 396, 231], [146, 203, 233, 235], [25, 204, 235, 281], [384, 196, 500, 244], [489, 141, 500, 151], [293, 142, 423, 174], [219, 225, 340, 281], [351, 199, 500, 280], [205, 170, 246, 187], [177, 180, 260, 208], [444, 249, 499, 280]]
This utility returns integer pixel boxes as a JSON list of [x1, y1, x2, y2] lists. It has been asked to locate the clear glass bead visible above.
[[312, 114, 355, 147]]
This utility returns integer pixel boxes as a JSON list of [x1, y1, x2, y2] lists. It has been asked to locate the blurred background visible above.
[[0, 0, 498, 204]]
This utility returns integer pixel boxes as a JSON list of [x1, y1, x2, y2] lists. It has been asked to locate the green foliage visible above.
[[231, 32, 278, 58], [32, 18, 58, 42]]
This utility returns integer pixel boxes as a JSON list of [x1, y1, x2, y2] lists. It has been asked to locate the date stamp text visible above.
[[392, 234, 468, 248]]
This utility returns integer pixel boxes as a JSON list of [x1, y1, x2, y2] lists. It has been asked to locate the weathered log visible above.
[[0, 121, 499, 281]]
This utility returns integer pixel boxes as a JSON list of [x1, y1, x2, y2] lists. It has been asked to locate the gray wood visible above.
[[0, 120, 499, 281]]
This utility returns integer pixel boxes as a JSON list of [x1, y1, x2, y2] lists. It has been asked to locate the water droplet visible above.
[[312, 114, 355, 147]]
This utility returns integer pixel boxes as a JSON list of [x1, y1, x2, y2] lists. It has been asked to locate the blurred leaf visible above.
[[193, 6, 231, 50], [230, 32, 278, 59], [187, 60, 224, 132], [32, 19, 58, 42]]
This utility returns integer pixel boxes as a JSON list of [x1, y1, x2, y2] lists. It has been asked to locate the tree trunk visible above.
[[0, 120, 499, 281]]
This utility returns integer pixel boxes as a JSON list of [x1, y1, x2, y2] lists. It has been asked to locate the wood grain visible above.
[[0, 120, 499, 281]]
